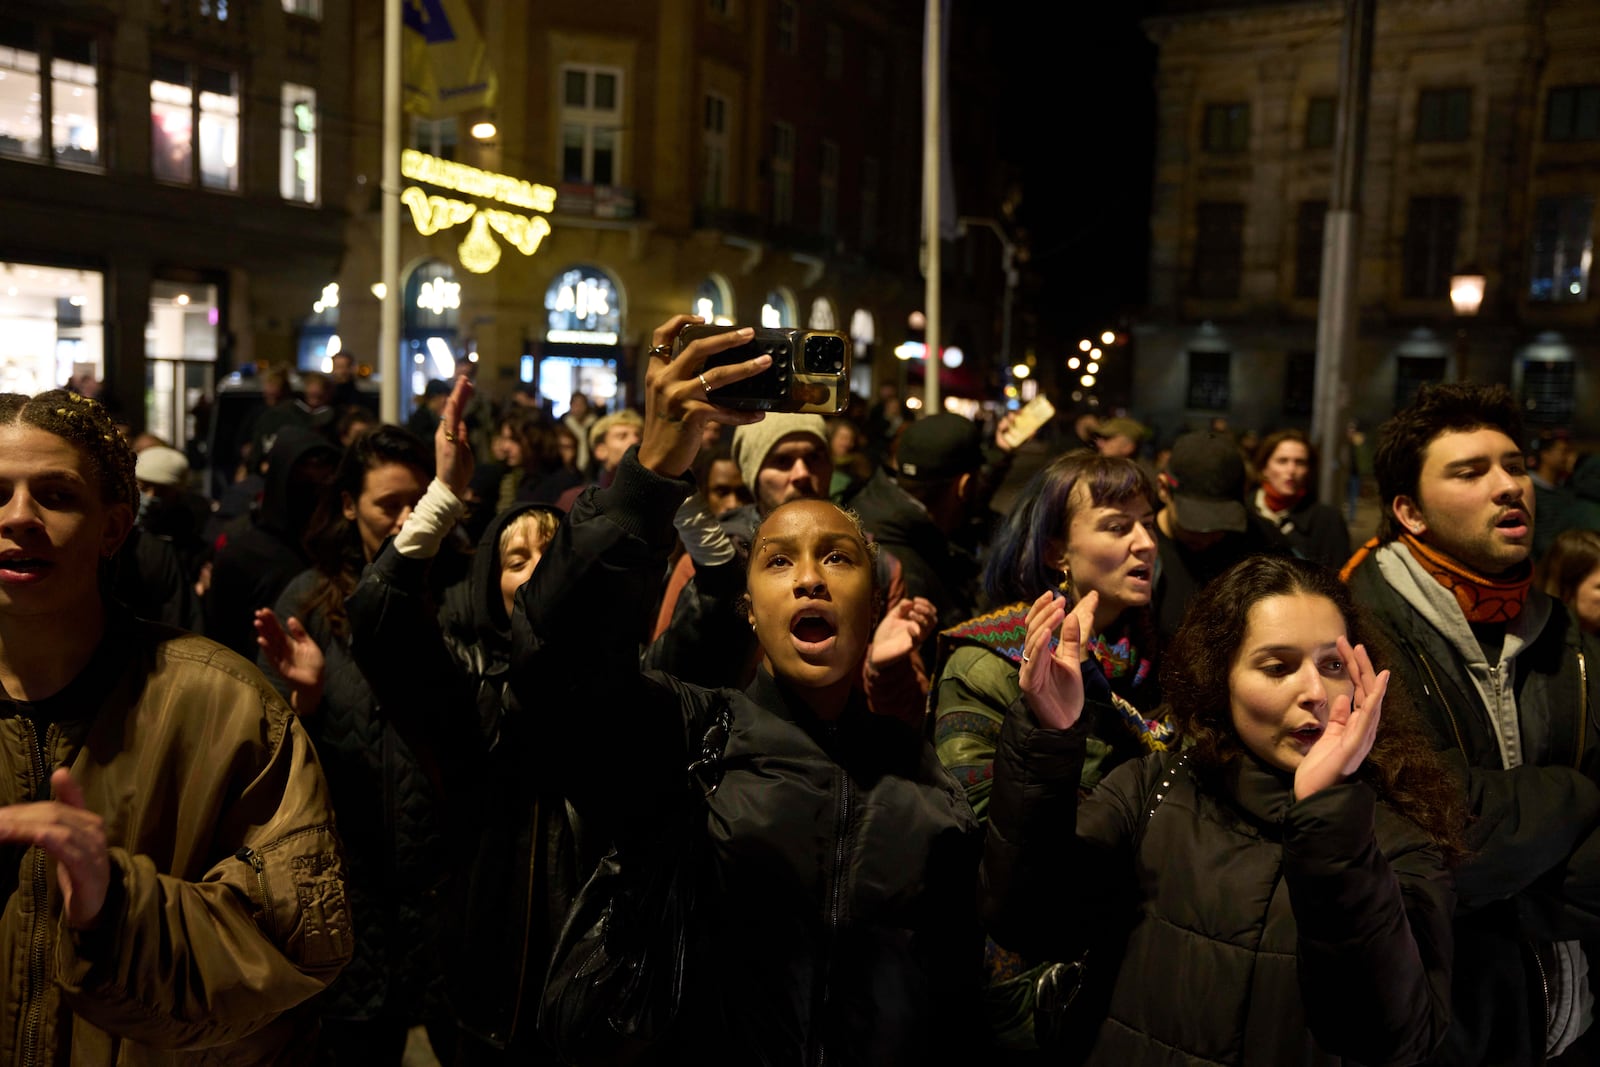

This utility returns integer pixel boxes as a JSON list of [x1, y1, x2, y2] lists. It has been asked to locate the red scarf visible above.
[[1400, 532, 1532, 624], [1261, 483, 1301, 515]]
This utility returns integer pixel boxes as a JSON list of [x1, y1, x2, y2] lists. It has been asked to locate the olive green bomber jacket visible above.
[[0, 615, 352, 1066]]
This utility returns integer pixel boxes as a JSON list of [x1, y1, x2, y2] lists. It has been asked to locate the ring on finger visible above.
[[649, 343, 672, 359], [698, 372, 712, 396], [443, 430, 457, 442], [1020, 653, 1030, 664]]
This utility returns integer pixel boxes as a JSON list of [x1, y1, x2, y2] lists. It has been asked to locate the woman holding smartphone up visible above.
[[981, 556, 1458, 1065], [515, 317, 981, 1064]]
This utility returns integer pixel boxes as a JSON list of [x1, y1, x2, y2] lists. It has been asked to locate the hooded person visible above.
[[205, 425, 339, 658], [346, 387, 593, 1062]]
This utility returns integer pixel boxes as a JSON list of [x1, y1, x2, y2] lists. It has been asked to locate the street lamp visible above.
[[958, 216, 1019, 376], [1448, 268, 1485, 380]]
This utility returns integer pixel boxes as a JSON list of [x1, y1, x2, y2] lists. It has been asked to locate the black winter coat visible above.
[[1348, 557, 1600, 1065], [347, 504, 591, 1059], [513, 453, 985, 1065], [981, 698, 1455, 1066], [260, 569, 450, 1024]]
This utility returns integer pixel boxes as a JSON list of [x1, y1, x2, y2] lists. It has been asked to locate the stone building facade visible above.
[[1136, 0, 1600, 444]]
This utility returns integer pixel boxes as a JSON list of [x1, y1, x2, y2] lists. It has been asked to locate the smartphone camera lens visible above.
[[804, 336, 846, 375]]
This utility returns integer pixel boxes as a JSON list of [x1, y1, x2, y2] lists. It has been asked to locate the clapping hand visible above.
[[1017, 590, 1099, 731], [868, 597, 938, 669], [1294, 636, 1387, 801], [254, 608, 326, 716]]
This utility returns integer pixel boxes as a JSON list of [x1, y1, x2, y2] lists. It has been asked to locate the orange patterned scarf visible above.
[[1399, 532, 1532, 623]]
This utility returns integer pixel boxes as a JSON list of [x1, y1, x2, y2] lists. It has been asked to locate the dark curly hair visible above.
[[983, 452, 1156, 606], [0, 389, 138, 512], [298, 425, 431, 641], [1374, 383, 1524, 543], [1163, 554, 1467, 861]]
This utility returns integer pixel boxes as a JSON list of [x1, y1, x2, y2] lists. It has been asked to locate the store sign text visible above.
[[400, 151, 558, 275]]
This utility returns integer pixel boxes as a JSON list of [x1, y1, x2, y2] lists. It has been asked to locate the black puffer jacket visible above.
[[348, 505, 591, 1059], [981, 699, 1455, 1066], [513, 453, 985, 1065], [260, 569, 450, 1024]]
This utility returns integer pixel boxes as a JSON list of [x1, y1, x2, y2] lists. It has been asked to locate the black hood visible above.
[[464, 501, 565, 647], [259, 425, 339, 537]]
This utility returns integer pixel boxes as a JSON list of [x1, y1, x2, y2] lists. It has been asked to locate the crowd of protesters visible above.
[[1, 316, 1598, 1066]]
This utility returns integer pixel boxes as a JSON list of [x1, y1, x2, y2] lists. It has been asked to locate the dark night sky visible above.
[[985, 5, 1159, 357]]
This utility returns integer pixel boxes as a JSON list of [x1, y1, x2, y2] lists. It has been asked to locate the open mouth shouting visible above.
[[0, 551, 54, 585], [790, 607, 839, 657], [1288, 721, 1324, 749], [1493, 507, 1530, 541]]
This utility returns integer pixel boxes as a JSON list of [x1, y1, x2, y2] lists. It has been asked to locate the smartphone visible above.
[[674, 324, 851, 414], [1001, 395, 1056, 449]]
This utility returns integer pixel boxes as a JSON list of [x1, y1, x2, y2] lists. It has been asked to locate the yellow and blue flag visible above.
[[403, 0, 497, 116]]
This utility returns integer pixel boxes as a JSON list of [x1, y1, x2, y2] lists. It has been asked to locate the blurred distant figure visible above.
[[1251, 429, 1350, 570], [561, 392, 597, 472], [336, 405, 379, 447], [329, 351, 362, 407], [1093, 416, 1149, 459], [1530, 430, 1583, 560], [1541, 528, 1600, 636], [407, 379, 452, 441]]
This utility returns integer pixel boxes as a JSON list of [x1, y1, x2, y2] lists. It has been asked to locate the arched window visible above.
[[808, 296, 837, 331], [761, 286, 796, 328], [849, 308, 875, 357], [403, 260, 461, 393], [546, 264, 623, 343], [694, 274, 734, 325]]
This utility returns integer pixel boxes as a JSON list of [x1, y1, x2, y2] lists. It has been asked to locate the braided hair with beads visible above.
[[0, 389, 138, 512]]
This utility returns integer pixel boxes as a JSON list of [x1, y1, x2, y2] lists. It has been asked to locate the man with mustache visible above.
[[1343, 382, 1600, 1065]]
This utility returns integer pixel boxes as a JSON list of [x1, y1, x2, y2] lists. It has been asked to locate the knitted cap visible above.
[[134, 445, 189, 487], [1165, 431, 1247, 533], [731, 414, 827, 492]]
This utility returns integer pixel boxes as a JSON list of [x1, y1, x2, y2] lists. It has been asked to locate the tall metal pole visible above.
[[1311, 0, 1374, 508], [922, 0, 942, 413], [379, 0, 403, 425]]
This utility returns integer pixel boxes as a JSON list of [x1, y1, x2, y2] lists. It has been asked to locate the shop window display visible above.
[[0, 263, 105, 396]]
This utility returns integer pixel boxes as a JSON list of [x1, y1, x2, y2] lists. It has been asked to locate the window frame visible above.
[[819, 138, 839, 238], [559, 63, 625, 187], [0, 19, 104, 170], [1545, 85, 1600, 143], [1527, 194, 1595, 303], [1304, 96, 1336, 150], [1201, 102, 1250, 154], [776, 0, 798, 55], [702, 90, 729, 209], [1186, 350, 1233, 412], [771, 119, 795, 225], [280, 82, 318, 204], [1402, 195, 1462, 300], [1191, 201, 1245, 299], [1415, 87, 1472, 144], [1294, 199, 1328, 300], [150, 56, 241, 191]]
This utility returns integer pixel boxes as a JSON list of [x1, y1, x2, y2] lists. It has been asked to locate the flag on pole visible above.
[[921, 0, 958, 252], [403, 0, 497, 116]]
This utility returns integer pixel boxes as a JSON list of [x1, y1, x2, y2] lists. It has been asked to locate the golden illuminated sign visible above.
[[400, 150, 557, 274]]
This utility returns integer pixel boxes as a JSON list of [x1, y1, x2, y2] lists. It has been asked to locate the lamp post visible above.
[[957, 216, 1018, 376], [1448, 269, 1485, 381]]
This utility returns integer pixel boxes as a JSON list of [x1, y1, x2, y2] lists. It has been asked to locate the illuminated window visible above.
[[808, 297, 837, 331], [761, 288, 796, 328], [546, 264, 623, 343], [0, 21, 99, 168], [410, 116, 458, 161], [1528, 196, 1594, 302], [819, 139, 839, 238], [825, 23, 843, 80], [694, 275, 733, 325], [702, 91, 728, 208], [771, 120, 794, 225], [280, 83, 317, 203], [151, 59, 238, 190], [561, 64, 623, 186], [776, 0, 798, 55], [283, 0, 322, 16]]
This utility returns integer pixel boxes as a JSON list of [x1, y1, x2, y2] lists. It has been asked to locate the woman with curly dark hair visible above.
[[981, 554, 1459, 1066]]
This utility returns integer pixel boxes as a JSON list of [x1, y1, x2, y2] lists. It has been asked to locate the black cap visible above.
[[1165, 431, 1247, 533], [895, 414, 984, 482], [423, 378, 453, 398]]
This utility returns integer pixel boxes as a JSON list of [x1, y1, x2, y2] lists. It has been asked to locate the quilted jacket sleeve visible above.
[[1284, 783, 1454, 1065], [978, 693, 1144, 961]]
